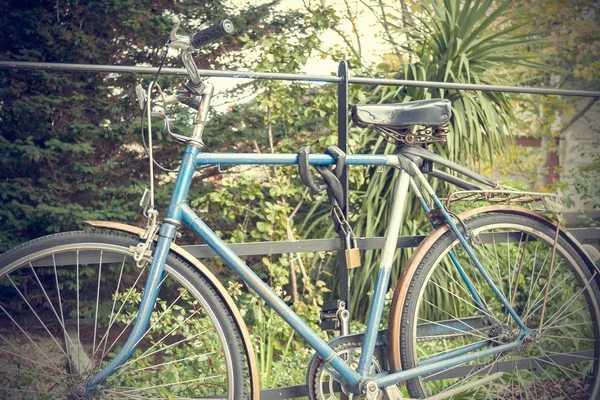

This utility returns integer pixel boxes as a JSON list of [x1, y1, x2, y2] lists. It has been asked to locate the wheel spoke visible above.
[[27, 261, 79, 371], [120, 311, 208, 373], [0, 363, 63, 383], [541, 275, 596, 335], [53, 254, 73, 373], [92, 250, 104, 358], [100, 255, 128, 363], [1, 280, 69, 365], [1, 386, 66, 396], [117, 374, 226, 394], [77, 249, 81, 373], [429, 274, 503, 327], [124, 350, 218, 375], [522, 242, 548, 322], [98, 260, 147, 362], [521, 272, 573, 323], [419, 302, 495, 343], [530, 356, 574, 400], [509, 234, 528, 308], [90, 273, 170, 375], [0, 338, 67, 377]]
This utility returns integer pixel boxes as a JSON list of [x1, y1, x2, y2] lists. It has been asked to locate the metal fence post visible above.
[[337, 59, 351, 400], [337, 61, 351, 324]]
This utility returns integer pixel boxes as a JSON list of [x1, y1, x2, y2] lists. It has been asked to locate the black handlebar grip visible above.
[[190, 20, 234, 49]]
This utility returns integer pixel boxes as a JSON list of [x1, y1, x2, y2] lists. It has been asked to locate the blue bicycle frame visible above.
[[80, 142, 535, 395]]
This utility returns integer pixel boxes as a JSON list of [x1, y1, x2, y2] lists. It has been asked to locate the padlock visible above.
[[345, 232, 361, 269]]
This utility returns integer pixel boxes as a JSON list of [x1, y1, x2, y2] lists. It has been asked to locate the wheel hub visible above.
[[488, 324, 520, 345]]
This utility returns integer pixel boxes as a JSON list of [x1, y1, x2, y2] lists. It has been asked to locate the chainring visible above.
[[308, 341, 384, 400]]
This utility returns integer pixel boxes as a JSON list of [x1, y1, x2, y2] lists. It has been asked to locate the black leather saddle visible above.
[[351, 99, 451, 128]]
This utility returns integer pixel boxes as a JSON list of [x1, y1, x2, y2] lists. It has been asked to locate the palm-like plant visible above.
[[347, 0, 543, 319]]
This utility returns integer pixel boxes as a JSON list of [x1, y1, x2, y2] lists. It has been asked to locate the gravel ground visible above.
[[503, 379, 589, 399], [0, 327, 71, 399]]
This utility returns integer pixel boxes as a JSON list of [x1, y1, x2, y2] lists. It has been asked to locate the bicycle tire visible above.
[[0, 231, 249, 399], [397, 212, 600, 399]]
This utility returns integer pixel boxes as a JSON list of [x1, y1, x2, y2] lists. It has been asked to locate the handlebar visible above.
[[169, 16, 234, 51], [190, 20, 234, 49], [168, 16, 234, 86], [150, 16, 233, 147]]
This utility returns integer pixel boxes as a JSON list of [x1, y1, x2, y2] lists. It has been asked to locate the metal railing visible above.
[[1, 60, 599, 399], [2, 60, 600, 97]]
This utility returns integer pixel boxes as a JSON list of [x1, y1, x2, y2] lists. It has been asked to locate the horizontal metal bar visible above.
[[259, 385, 309, 399], [259, 381, 342, 399], [181, 235, 425, 258], [350, 76, 600, 98], [196, 153, 393, 166], [0, 61, 340, 84], [2, 61, 599, 97], [571, 227, 600, 241], [180, 228, 596, 258], [20, 228, 596, 265], [424, 349, 594, 381]]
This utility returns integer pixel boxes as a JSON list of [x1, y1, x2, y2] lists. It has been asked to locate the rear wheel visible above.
[[0, 231, 249, 399], [398, 213, 600, 399]]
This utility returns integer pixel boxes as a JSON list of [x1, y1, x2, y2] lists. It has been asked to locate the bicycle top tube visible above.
[[195, 152, 398, 167]]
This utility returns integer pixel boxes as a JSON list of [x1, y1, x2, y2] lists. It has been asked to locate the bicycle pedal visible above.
[[320, 299, 346, 331]]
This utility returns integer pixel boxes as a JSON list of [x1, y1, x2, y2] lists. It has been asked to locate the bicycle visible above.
[[1, 16, 599, 400]]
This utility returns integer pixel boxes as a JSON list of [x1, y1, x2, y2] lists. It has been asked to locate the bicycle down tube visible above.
[[83, 145, 530, 395]]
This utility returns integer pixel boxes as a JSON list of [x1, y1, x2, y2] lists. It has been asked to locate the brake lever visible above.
[[169, 16, 192, 50], [151, 111, 203, 147], [135, 84, 147, 110]]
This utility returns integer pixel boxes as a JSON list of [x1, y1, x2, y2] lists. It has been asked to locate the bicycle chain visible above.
[[415, 325, 506, 397], [310, 329, 498, 399], [416, 326, 492, 343]]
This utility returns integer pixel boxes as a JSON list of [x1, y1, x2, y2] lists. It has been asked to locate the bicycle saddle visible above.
[[351, 99, 451, 128]]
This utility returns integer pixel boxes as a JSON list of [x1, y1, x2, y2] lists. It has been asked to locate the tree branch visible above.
[[559, 97, 598, 135]]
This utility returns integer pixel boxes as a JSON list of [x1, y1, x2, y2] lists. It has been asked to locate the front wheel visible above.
[[395, 213, 600, 399], [0, 231, 249, 399]]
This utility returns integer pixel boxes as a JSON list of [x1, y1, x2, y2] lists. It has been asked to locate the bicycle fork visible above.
[[79, 147, 200, 397]]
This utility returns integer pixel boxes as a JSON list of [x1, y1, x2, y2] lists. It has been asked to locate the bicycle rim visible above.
[[0, 232, 248, 399], [399, 213, 600, 399]]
